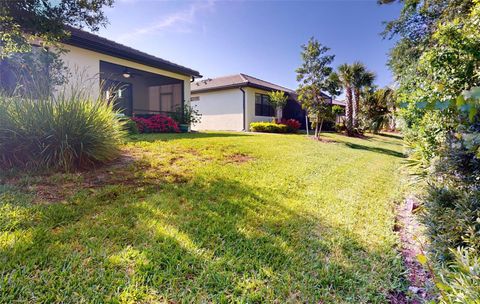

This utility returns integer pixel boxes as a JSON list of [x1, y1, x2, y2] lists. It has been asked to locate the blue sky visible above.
[[97, 0, 402, 91]]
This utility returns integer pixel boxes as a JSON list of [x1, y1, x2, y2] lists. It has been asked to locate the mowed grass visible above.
[[0, 132, 406, 303]]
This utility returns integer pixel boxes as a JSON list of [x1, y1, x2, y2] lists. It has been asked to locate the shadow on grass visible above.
[[377, 132, 403, 140], [0, 151, 404, 302], [345, 142, 405, 158]]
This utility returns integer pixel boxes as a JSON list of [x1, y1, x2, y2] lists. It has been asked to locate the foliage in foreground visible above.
[[437, 248, 480, 304], [0, 91, 125, 171], [382, 0, 480, 301], [422, 131, 480, 261], [0, 132, 406, 302]]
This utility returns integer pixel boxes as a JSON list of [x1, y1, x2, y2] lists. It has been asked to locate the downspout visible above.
[[239, 87, 246, 131]]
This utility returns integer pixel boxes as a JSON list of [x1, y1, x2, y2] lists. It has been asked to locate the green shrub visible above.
[[122, 117, 139, 135], [422, 133, 480, 262], [424, 186, 480, 261], [250, 122, 288, 133], [171, 104, 202, 125], [0, 91, 126, 171], [436, 248, 480, 303], [334, 123, 346, 133]]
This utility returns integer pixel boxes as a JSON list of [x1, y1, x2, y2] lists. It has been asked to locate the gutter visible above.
[[239, 87, 246, 131]]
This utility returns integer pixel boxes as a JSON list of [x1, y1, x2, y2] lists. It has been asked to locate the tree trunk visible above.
[[318, 118, 324, 138], [345, 86, 354, 136], [276, 106, 283, 121], [305, 115, 309, 136], [314, 114, 320, 139], [390, 104, 396, 131], [353, 88, 360, 130]]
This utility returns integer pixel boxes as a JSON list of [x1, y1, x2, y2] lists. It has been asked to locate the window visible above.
[[101, 79, 133, 116], [147, 84, 181, 113], [255, 93, 275, 116], [160, 93, 174, 111]]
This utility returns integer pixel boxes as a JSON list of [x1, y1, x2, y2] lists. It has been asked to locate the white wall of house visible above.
[[59, 44, 191, 106], [191, 89, 244, 131], [191, 87, 277, 131]]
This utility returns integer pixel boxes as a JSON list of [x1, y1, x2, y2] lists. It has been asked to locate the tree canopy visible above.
[[0, 0, 114, 57], [296, 37, 340, 139]]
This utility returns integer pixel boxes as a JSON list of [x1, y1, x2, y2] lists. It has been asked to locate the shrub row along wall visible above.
[[250, 119, 301, 133]]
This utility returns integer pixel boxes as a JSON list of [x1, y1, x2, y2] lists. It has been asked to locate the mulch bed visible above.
[[391, 196, 435, 303]]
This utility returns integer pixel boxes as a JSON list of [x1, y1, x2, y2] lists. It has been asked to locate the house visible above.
[[191, 73, 332, 131], [2, 27, 202, 117], [332, 99, 346, 124]]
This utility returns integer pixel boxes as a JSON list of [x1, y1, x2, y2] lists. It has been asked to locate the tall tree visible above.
[[0, 0, 114, 56], [352, 62, 375, 129], [296, 37, 340, 139], [337, 64, 355, 136]]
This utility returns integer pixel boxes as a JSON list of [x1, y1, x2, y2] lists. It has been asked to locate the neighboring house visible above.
[[332, 99, 346, 124], [1, 27, 202, 117], [191, 73, 331, 131]]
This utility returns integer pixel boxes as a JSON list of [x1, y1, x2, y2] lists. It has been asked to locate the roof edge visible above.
[[191, 82, 296, 95], [65, 27, 201, 78]]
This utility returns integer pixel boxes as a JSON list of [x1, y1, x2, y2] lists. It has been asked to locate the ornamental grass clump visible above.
[[0, 90, 126, 171]]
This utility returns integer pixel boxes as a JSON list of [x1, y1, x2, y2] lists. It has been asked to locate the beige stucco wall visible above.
[[59, 44, 191, 105], [244, 87, 276, 129], [191, 89, 244, 131]]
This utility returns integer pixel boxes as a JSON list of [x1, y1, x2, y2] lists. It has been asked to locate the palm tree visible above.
[[352, 62, 376, 130], [375, 87, 396, 131], [362, 87, 396, 133], [337, 64, 355, 135]]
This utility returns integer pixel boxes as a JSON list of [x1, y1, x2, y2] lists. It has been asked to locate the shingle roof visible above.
[[64, 27, 201, 78], [191, 73, 295, 94]]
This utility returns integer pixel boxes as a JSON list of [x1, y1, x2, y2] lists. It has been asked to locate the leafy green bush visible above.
[[422, 132, 480, 262], [419, 129, 480, 302], [424, 187, 480, 261], [437, 248, 480, 303], [334, 123, 346, 133], [250, 122, 288, 133], [0, 91, 126, 171], [403, 111, 455, 177], [171, 104, 202, 125], [122, 117, 139, 135]]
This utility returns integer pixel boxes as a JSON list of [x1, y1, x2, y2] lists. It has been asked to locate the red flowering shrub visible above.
[[132, 115, 180, 133], [275, 119, 301, 133]]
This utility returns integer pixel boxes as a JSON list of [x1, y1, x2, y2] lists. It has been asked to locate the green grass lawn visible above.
[[0, 132, 406, 303]]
